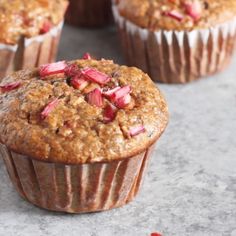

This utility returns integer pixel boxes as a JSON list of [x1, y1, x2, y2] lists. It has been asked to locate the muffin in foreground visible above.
[[66, 0, 112, 27], [113, 0, 236, 83], [0, 55, 168, 213], [0, 0, 68, 80]]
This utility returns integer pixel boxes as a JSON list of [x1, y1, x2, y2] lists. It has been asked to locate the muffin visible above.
[[0, 55, 168, 213], [0, 0, 68, 80], [65, 0, 112, 27], [113, 0, 236, 83]]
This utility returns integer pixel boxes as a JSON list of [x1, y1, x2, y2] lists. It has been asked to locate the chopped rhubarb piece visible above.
[[184, 0, 202, 21], [103, 104, 117, 123], [82, 53, 92, 60], [115, 94, 131, 109], [41, 99, 60, 120], [40, 20, 52, 34], [70, 75, 89, 90], [39, 61, 67, 78], [0, 81, 21, 92], [151, 233, 162, 236], [165, 10, 184, 21], [65, 63, 79, 77], [102, 86, 121, 98], [110, 85, 131, 103], [87, 88, 103, 107], [81, 68, 111, 85], [129, 125, 146, 137]]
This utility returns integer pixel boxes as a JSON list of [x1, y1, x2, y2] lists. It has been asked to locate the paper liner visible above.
[[112, 5, 236, 83], [0, 21, 64, 80], [65, 0, 112, 27], [0, 143, 154, 213]]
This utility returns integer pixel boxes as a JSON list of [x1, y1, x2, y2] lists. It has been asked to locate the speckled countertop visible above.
[[0, 25, 236, 236]]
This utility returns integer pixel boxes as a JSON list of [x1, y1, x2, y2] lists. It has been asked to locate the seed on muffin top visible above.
[[115, 0, 236, 31], [0, 54, 168, 164], [0, 0, 68, 45]]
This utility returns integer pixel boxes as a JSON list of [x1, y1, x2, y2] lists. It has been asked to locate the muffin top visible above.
[[115, 0, 236, 31], [0, 0, 68, 45], [0, 56, 168, 164]]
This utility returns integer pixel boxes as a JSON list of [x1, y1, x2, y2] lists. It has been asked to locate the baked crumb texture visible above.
[[0, 0, 68, 44], [113, 0, 236, 83], [116, 0, 236, 31], [0, 57, 168, 164]]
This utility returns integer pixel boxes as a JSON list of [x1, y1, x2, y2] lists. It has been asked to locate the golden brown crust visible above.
[[0, 0, 68, 44], [0, 59, 168, 164], [116, 0, 236, 31]]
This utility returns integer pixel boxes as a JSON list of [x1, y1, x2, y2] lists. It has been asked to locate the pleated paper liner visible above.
[[0, 143, 155, 213], [112, 5, 236, 84], [65, 0, 112, 27], [0, 21, 64, 81]]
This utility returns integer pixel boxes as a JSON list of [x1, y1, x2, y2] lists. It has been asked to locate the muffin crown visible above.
[[0, 58, 168, 164], [116, 0, 236, 31], [0, 0, 68, 44]]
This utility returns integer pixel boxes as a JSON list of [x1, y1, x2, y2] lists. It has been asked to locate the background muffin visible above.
[[65, 0, 112, 27], [0, 0, 68, 80], [0, 57, 168, 213], [113, 0, 236, 83]]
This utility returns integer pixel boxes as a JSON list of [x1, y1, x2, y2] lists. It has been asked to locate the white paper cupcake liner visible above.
[[0, 21, 64, 80], [112, 5, 236, 83], [0, 143, 154, 213]]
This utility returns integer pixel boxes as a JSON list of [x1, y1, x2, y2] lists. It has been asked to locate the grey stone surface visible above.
[[0, 24, 236, 236]]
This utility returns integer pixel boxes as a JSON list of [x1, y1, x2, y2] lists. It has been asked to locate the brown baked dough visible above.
[[0, 59, 168, 164]]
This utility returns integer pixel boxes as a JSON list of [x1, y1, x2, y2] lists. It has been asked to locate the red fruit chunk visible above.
[[0, 81, 21, 92], [41, 99, 60, 120], [184, 0, 202, 21], [110, 85, 131, 102], [102, 86, 121, 98], [39, 61, 67, 78], [70, 75, 89, 90], [82, 53, 92, 60], [129, 125, 146, 137], [87, 88, 103, 107], [65, 63, 79, 77], [115, 94, 131, 109], [103, 104, 117, 123], [81, 68, 111, 85], [151, 233, 162, 236], [40, 20, 52, 34], [165, 10, 184, 21]]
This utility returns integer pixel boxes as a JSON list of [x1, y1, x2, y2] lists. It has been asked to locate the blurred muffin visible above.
[[113, 0, 236, 83], [66, 0, 112, 27], [0, 56, 168, 213], [0, 0, 68, 80]]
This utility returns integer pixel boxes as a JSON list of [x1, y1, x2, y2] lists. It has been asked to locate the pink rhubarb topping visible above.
[[165, 10, 184, 21], [184, 0, 202, 21], [81, 68, 111, 85], [150, 233, 162, 236], [102, 86, 121, 98], [103, 104, 117, 123], [40, 20, 52, 34], [129, 125, 146, 137], [0, 81, 21, 92], [82, 53, 92, 60], [115, 94, 131, 109], [41, 99, 60, 120], [39, 61, 67, 78], [70, 75, 89, 90], [110, 85, 131, 102], [87, 88, 103, 107], [65, 64, 79, 77]]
